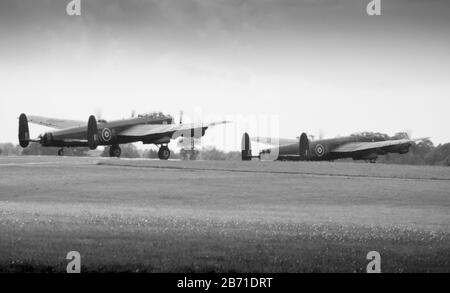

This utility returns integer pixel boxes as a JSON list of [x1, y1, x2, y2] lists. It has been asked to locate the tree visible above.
[[0, 143, 22, 156], [20, 143, 90, 156], [143, 149, 159, 159], [197, 147, 241, 161], [425, 143, 450, 166], [390, 132, 410, 140], [198, 147, 227, 160], [21, 143, 57, 156], [378, 139, 433, 165]]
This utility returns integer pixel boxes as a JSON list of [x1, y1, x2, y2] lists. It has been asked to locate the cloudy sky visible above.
[[0, 0, 449, 151]]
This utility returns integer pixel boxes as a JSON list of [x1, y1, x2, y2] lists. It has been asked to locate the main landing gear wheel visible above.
[[109, 145, 122, 158], [58, 149, 64, 156], [158, 145, 170, 160]]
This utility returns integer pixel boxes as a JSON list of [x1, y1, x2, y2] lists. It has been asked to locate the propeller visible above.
[[131, 109, 136, 118]]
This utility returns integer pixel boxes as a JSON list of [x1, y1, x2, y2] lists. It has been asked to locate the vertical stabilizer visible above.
[[299, 132, 310, 161], [87, 115, 99, 150], [241, 132, 253, 161], [18, 113, 30, 148]]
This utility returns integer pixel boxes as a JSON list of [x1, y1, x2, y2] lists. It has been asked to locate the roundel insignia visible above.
[[315, 144, 325, 157], [102, 128, 112, 142]]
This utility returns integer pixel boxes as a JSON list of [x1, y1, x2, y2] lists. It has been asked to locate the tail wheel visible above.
[[109, 145, 121, 158], [158, 146, 170, 160]]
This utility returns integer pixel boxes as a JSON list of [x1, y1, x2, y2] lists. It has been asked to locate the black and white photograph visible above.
[[0, 0, 449, 281]]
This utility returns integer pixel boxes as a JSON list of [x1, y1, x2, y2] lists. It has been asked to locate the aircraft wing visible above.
[[118, 121, 230, 138], [27, 115, 86, 129], [331, 138, 425, 153], [251, 137, 298, 146]]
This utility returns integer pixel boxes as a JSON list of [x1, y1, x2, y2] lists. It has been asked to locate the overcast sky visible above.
[[0, 0, 449, 151]]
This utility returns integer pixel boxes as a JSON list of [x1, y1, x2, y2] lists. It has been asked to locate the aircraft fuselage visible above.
[[249, 133, 413, 162], [39, 116, 174, 148]]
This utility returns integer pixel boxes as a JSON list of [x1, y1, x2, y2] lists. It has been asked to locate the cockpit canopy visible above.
[[138, 112, 172, 119], [351, 132, 388, 141]]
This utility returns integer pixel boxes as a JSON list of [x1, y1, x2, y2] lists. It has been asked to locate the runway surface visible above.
[[0, 156, 449, 272]]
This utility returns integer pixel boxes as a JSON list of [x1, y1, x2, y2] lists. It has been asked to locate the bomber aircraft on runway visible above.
[[242, 132, 427, 163], [18, 112, 228, 159]]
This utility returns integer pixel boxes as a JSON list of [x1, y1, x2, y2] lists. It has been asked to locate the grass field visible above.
[[0, 156, 449, 272]]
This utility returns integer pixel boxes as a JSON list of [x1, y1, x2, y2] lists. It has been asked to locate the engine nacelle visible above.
[[41, 132, 54, 146], [354, 153, 378, 161], [397, 147, 410, 154], [384, 144, 411, 154]]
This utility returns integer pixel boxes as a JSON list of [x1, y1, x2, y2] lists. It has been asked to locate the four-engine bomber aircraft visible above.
[[18, 112, 228, 159], [242, 132, 426, 163]]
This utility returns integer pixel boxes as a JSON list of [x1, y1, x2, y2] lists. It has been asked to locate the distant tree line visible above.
[[351, 132, 450, 166], [0, 143, 22, 156], [377, 139, 450, 166], [1, 137, 449, 166], [0, 142, 92, 157]]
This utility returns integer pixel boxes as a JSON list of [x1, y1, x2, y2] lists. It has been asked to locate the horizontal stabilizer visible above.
[[251, 136, 298, 146], [28, 115, 86, 129]]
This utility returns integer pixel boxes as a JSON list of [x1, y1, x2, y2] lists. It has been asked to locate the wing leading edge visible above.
[[118, 121, 230, 138]]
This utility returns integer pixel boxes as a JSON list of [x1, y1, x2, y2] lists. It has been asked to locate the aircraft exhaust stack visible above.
[[18, 113, 30, 148], [87, 115, 99, 150], [241, 132, 253, 161]]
